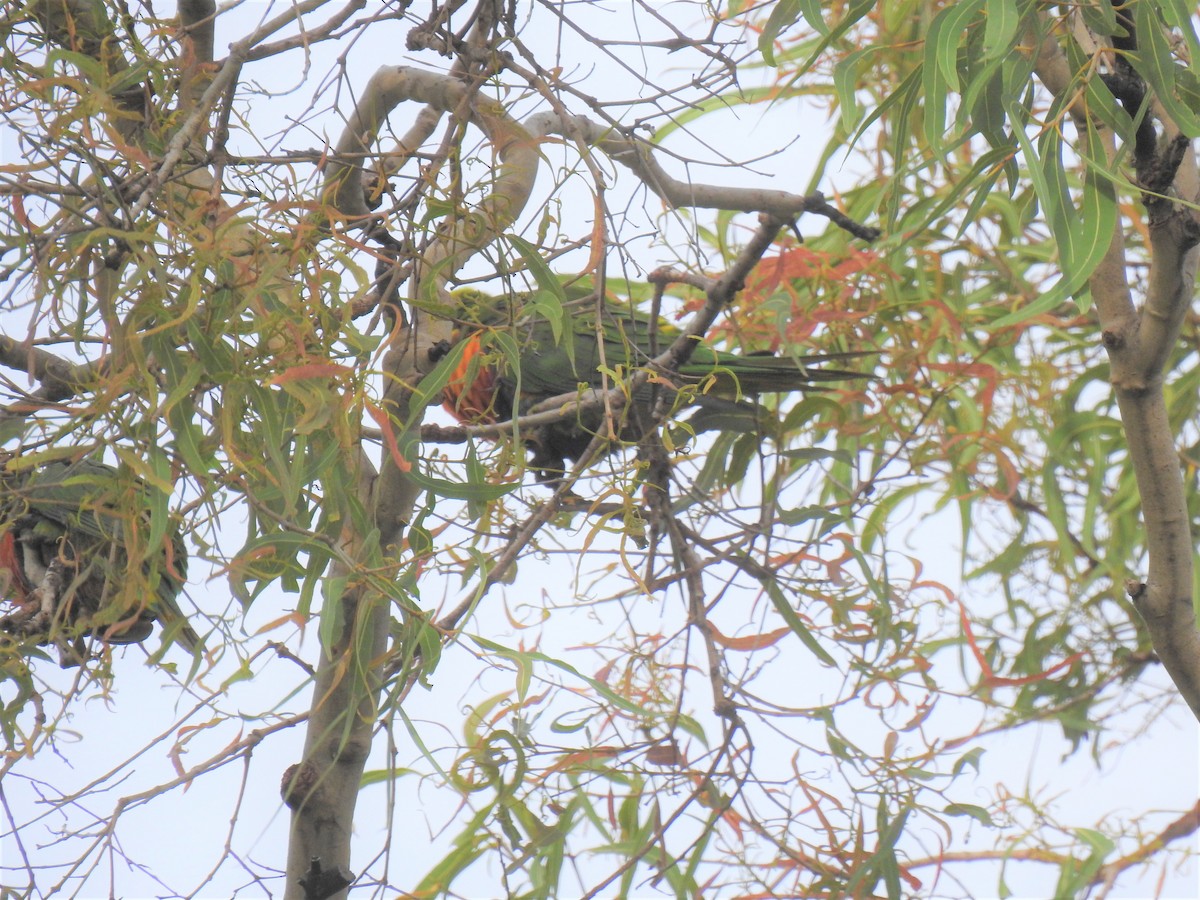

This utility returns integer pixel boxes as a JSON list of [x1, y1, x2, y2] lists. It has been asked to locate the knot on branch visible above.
[[1142, 134, 1192, 206], [298, 857, 355, 900], [281, 761, 321, 811], [420, 422, 469, 443], [1100, 21, 1193, 214], [1181, 216, 1200, 253], [1125, 579, 1147, 605]]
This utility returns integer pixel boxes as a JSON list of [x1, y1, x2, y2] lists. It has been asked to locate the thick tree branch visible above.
[[523, 111, 881, 240], [0, 336, 95, 401], [324, 67, 537, 239], [178, 0, 216, 67], [282, 451, 388, 900], [1034, 12, 1200, 719], [288, 53, 543, 900], [0, 335, 103, 426]]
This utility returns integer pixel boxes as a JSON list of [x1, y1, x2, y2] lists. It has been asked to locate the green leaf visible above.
[[861, 480, 926, 555], [922, 0, 986, 149], [1159, 0, 1200, 70], [508, 233, 569, 346], [834, 46, 877, 132], [1132, 0, 1200, 136], [850, 66, 921, 159], [795, 0, 829, 36], [318, 573, 347, 652], [780, 447, 853, 465], [550, 709, 594, 734], [360, 767, 417, 787], [951, 746, 986, 776], [472, 636, 662, 718], [900, 146, 1016, 243], [786, 0, 875, 77], [763, 578, 837, 667], [1053, 827, 1116, 897], [779, 504, 845, 531], [1079, 0, 1120, 37], [649, 86, 776, 143], [935, 0, 985, 91], [412, 807, 492, 895], [945, 803, 995, 825], [990, 99, 1117, 328], [981, 0, 1021, 60], [759, 0, 803, 65], [1074, 827, 1116, 858], [1082, 66, 1135, 145]]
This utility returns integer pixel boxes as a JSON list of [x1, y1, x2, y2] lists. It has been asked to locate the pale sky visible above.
[[1, 3, 1197, 898]]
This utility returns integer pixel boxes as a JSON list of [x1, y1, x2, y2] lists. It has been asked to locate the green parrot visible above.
[[440, 287, 866, 479], [0, 456, 199, 653]]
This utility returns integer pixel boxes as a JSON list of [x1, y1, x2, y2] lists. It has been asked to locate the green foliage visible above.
[[1, 1, 1196, 898]]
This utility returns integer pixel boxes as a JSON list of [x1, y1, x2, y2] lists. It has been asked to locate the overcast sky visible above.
[[1, 2, 1197, 898]]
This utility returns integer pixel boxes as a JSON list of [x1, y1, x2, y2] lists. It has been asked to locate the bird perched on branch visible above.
[[440, 287, 866, 480], [0, 456, 198, 654]]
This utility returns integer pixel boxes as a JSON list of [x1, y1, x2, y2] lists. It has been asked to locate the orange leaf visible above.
[[365, 401, 411, 472], [253, 611, 307, 635], [707, 623, 791, 651], [11, 195, 29, 229]]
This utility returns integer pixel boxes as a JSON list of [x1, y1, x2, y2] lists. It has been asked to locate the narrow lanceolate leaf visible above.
[[763, 579, 837, 667], [1072, 116, 1121, 304], [1038, 126, 1074, 264], [795, 0, 829, 36], [1132, 0, 1200, 137], [1079, 0, 1119, 38], [991, 103, 1117, 329], [788, 0, 875, 74], [834, 47, 877, 132], [934, 0, 985, 91], [471, 636, 663, 717], [854, 66, 920, 171], [922, 0, 986, 150], [759, 0, 804, 65], [900, 146, 1016, 242], [758, 0, 791, 63], [981, 0, 1021, 61], [1158, 0, 1200, 70], [508, 235, 565, 334]]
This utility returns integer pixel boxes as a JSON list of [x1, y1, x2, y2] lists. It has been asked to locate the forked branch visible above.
[[1030, 7, 1200, 718]]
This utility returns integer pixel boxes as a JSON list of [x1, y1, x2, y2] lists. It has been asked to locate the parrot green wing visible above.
[[446, 285, 870, 480], [506, 297, 865, 399]]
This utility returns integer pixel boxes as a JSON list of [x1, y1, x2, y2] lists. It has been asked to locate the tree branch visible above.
[[523, 111, 881, 240], [287, 54, 545, 900], [1034, 9, 1200, 719]]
